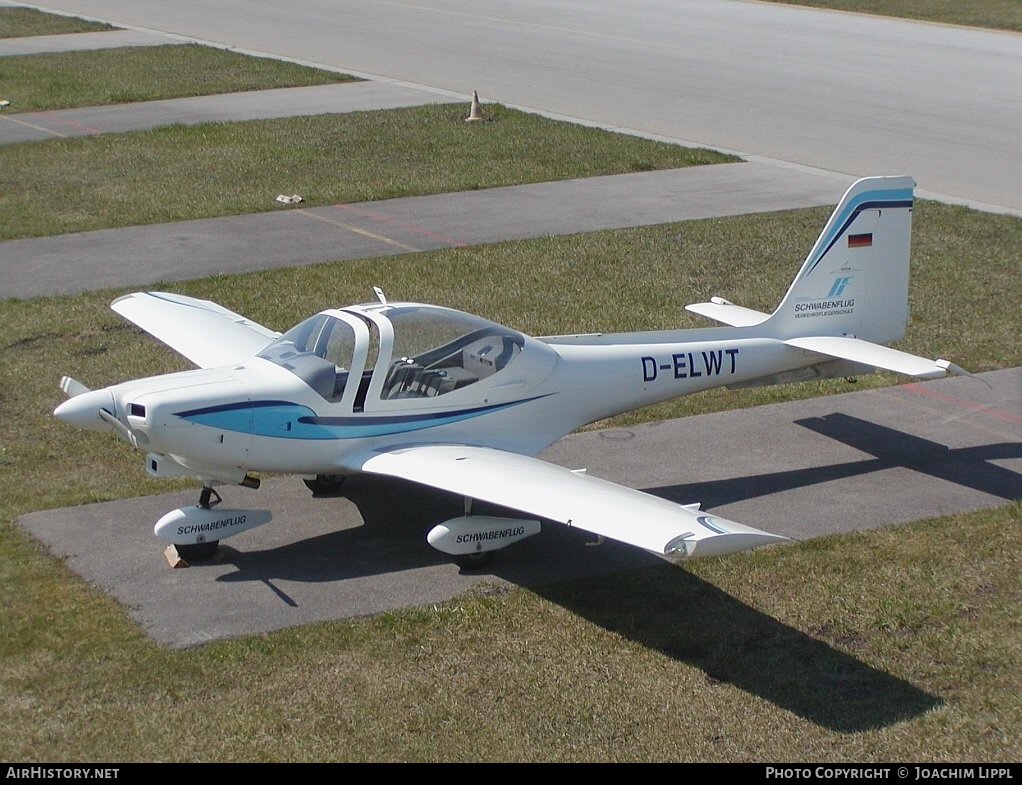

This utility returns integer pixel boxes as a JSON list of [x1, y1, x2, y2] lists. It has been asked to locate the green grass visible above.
[[0, 6, 113, 37], [0, 43, 355, 112], [0, 103, 733, 240], [762, 0, 1022, 32]]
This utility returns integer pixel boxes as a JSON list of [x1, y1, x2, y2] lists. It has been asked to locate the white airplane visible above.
[[55, 175, 973, 567]]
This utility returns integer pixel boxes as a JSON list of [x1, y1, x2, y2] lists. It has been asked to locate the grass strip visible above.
[[0, 6, 113, 37], [0, 43, 355, 112], [761, 0, 1022, 32], [0, 104, 734, 240]]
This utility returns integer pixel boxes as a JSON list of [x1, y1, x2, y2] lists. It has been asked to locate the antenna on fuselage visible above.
[[373, 286, 387, 305]]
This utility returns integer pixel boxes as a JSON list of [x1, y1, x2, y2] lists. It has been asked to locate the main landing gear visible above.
[[303, 474, 347, 495], [453, 550, 494, 570]]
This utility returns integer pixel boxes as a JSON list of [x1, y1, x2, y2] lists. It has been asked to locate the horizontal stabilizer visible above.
[[112, 292, 281, 369], [935, 359, 990, 386], [685, 297, 770, 327], [785, 335, 947, 379], [357, 445, 790, 560]]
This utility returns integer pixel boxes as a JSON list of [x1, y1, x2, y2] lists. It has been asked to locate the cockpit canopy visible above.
[[258, 304, 526, 407]]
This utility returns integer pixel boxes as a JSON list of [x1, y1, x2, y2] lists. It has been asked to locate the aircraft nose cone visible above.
[[54, 388, 116, 433]]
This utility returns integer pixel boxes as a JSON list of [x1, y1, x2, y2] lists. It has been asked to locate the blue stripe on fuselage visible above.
[[175, 396, 551, 440]]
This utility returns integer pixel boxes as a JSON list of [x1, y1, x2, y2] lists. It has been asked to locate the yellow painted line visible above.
[[292, 208, 422, 252], [0, 113, 68, 137]]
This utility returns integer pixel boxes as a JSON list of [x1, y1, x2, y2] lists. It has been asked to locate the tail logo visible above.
[[827, 276, 853, 297]]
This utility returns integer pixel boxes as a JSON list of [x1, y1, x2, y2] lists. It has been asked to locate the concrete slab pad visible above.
[[0, 162, 844, 298], [0, 81, 454, 144], [18, 368, 1020, 649]]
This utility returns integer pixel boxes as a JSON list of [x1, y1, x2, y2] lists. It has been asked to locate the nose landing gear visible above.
[[173, 485, 222, 562]]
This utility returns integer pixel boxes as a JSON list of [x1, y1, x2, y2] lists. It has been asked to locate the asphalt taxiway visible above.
[[0, 28, 852, 299], [18, 0, 1022, 213]]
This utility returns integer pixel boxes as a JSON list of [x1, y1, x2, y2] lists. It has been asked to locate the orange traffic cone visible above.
[[466, 90, 484, 122]]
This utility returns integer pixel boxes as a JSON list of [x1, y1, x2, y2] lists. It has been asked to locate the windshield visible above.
[[258, 313, 355, 401]]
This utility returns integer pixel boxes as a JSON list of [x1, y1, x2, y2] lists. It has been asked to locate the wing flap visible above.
[[112, 292, 280, 369], [358, 445, 789, 559], [784, 335, 948, 379]]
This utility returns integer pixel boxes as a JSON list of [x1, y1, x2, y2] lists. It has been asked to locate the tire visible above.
[[176, 540, 220, 561], [454, 550, 494, 570], [303, 474, 347, 495]]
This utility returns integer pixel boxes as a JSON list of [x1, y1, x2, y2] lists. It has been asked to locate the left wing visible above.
[[112, 292, 281, 369], [357, 445, 790, 559]]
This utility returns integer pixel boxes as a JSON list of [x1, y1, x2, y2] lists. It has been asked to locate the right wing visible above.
[[356, 444, 791, 560], [112, 292, 281, 369]]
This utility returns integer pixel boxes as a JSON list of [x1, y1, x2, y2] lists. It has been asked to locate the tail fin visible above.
[[765, 175, 915, 343], [687, 175, 979, 383]]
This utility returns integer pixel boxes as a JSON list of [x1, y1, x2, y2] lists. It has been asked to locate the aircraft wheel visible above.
[[175, 541, 220, 561], [454, 550, 493, 570], [303, 474, 346, 495]]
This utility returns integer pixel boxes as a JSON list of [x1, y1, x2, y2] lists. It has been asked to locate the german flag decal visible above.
[[848, 232, 873, 248]]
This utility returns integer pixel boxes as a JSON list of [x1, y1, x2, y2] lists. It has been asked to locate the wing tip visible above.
[[665, 530, 792, 560]]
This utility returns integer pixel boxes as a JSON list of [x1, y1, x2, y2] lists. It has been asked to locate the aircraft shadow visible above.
[[531, 564, 942, 733], [795, 413, 1022, 500], [215, 473, 658, 586], [214, 466, 946, 732], [648, 413, 1022, 510], [214, 477, 462, 583], [215, 477, 940, 731], [558, 411, 1019, 732]]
